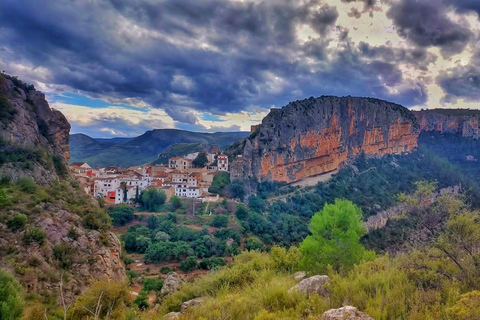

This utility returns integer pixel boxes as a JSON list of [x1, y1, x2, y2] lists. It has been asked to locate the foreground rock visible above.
[[322, 306, 374, 320], [288, 275, 330, 296], [181, 297, 207, 313], [293, 271, 307, 281], [163, 312, 181, 320], [161, 272, 183, 296]]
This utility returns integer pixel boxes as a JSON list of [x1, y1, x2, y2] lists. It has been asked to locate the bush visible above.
[[133, 290, 149, 310], [67, 228, 78, 240], [199, 257, 227, 270], [52, 243, 75, 269], [210, 215, 229, 228], [17, 177, 37, 194], [143, 278, 163, 292], [7, 214, 28, 231], [124, 257, 135, 265], [235, 204, 249, 220], [108, 205, 135, 226], [23, 228, 46, 245], [229, 180, 245, 200], [244, 239, 265, 252], [0, 269, 24, 320], [141, 189, 166, 211], [160, 266, 171, 274], [179, 257, 198, 272], [170, 196, 182, 210], [70, 280, 130, 319], [209, 172, 231, 194]]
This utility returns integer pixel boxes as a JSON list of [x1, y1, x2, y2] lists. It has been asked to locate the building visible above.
[[217, 154, 228, 171], [173, 183, 201, 198], [69, 162, 91, 176], [169, 157, 193, 170]]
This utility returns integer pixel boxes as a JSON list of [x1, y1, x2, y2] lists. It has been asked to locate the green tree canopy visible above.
[[299, 199, 374, 274], [193, 151, 209, 168], [141, 189, 166, 211]]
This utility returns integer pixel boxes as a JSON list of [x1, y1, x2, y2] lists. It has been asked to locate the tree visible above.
[[0, 269, 24, 320], [229, 180, 245, 200], [210, 215, 229, 228], [179, 256, 198, 272], [135, 185, 139, 203], [299, 199, 375, 274], [209, 172, 230, 194], [120, 181, 128, 203], [141, 189, 166, 211], [170, 196, 182, 211], [133, 290, 149, 310], [108, 205, 134, 226], [193, 152, 208, 168]]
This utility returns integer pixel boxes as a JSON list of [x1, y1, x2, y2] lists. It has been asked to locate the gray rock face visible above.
[[161, 272, 183, 296], [181, 297, 206, 313], [321, 306, 374, 320], [229, 96, 419, 186], [289, 275, 330, 296], [414, 109, 480, 140], [163, 312, 181, 320], [293, 271, 307, 281]]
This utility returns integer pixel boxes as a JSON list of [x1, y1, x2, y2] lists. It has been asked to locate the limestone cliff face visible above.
[[230, 96, 419, 184], [413, 109, 480, 140], [0, 74, 70, 163]]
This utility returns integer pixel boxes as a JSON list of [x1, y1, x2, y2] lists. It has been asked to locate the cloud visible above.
[[387, 0, 473, 57], [0, 0, 479, 137]]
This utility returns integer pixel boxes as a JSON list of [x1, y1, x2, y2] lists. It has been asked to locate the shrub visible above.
[[210, 215, 229, 228], [179, 257, 198, 272], [0, 269, 24, 320], [229, 180, 245, 200], [67, 228, 79, 240], [108, 205, 135, 226], [244, 239, 265, 252], [199, 257, 227, 270], [209, 172, 231, 194], [23, 228, 47, 245], [170, 196, 182, 210], [235, 204, 249, 220], [141, 189, 166, 211], [7, 214, 28, 231], [52, 243, 75, 269], [70, 280, 130, 319], [133, 290, 149, 310], [124, 257, 135, 265], [143, 278, 163, 292], [160, 266, 171, 274], [17, 177, 37, 193]]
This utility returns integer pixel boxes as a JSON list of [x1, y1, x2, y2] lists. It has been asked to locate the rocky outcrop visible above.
[[322, 306, 374, 320], [161, 272, 183, 296], [181, 297, 206, 313], [288, 275, 330, 296], [230, 96, 419, 185], [0, 74, 70, 163], [414, 109, 480, 140], [293, 271, 307, 281]]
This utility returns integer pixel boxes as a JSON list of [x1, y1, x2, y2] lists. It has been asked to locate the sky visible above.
[[1, 0, 480, 138]]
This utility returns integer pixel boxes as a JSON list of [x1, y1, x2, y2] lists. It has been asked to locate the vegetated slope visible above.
[[229, 96, 419, 186], [71, 130, 249, 167], [0, 73, 125, 310], [69, 133, 132, 162]]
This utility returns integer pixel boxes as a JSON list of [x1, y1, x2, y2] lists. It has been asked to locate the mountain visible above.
[[70, 129, 249, 167], [0, 73, 125, 305], [413, 109, 480, 139], [229, 96, 419, 186]]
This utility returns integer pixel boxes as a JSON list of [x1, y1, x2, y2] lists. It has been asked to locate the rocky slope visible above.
[[414, 109, 480, 139], [229, 96, 419, 184], [0, 73, 125, 304]]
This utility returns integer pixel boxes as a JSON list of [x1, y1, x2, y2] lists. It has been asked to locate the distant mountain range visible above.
[[69, 129, 250, 167]]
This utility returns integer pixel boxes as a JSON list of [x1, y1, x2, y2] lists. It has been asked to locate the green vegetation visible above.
[[192, 151, 209, 167], [210, 215, 228, 228], [208, 171, 231, 195], [0, 93, 17, 128], [143, 277, 164, 292], [229, 179, 245, 200], [140, 189, 167, 211], [0, 269, 24, 320], [6, 214, 28, 231], [300, 199, 375, 274], [108, 204, 135, 226], [133, 290, 149, 310], [53, 243, 76, 269], [179, 256, 199, 272]]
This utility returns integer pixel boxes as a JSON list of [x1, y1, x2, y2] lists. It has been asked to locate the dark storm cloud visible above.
[[0, 0, 435, 127], [387, 0, 473, 57]]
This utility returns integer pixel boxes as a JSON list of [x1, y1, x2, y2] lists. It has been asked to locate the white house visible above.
[[217, 154, 228, 171]]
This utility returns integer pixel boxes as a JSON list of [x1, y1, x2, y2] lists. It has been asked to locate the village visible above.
[[69, 149, 229, 205]]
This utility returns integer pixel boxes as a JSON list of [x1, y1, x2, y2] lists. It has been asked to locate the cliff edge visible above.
[[229, 96, 419, 184]]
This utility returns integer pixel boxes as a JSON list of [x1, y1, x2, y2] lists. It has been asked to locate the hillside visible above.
[[414, 109, 480, 139], [0, 73, 125, 315], [70, 130, 249, 167]]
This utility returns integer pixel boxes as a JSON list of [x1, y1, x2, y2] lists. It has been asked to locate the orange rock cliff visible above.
[[413, 109, 480, 139], [229, 96, 420, 184]]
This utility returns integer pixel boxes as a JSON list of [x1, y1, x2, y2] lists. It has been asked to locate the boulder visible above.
[[293, 271, 307, 281], [160, 272, 183, 296], [288, 275, 330, 296], [321, 306, 374, 320], [163, 312, 181, 320], [181, 297, 206, 313]]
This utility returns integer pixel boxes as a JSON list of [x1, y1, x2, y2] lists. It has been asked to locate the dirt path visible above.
[[290, 170, 338, 188]]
